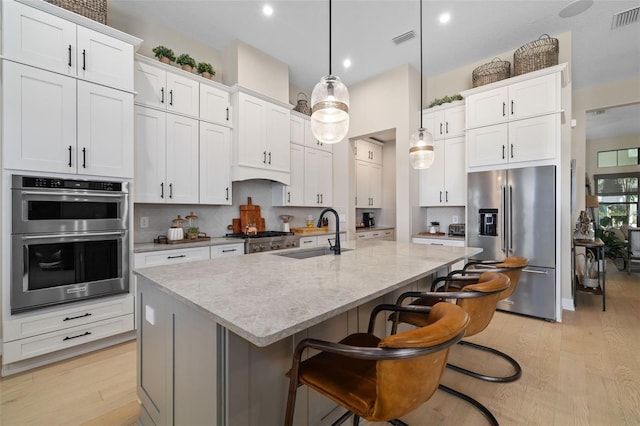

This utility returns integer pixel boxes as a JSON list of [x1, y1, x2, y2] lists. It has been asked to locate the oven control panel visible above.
[[19, 176, 122, 192]]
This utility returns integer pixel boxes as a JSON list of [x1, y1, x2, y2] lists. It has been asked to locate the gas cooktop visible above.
[[225, 231, 299, 253], [225, 231, 293, 239]]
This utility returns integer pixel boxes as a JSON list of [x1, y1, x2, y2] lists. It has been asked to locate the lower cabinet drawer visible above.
[[211, 243, 244, 258], [299, 236, 318, 247], [2, 314, 134, 363], [3, 295, 134, 342], [134, 246, 210, 267], [411, 237, 465, 247]]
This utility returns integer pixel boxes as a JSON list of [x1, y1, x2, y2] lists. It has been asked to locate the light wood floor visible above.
[[1, 264, 638, 426]]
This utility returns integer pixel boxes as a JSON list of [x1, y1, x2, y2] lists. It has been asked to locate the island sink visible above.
[[275, 247, 352, 260]]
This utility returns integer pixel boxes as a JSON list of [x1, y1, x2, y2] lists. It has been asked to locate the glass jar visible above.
[[185, 211, 199, 239]]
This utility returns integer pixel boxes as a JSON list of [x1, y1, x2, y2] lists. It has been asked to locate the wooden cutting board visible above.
[[291, 226, 329, 234], [240, 197, 265, 232]]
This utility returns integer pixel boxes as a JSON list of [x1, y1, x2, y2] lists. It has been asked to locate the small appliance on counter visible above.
[[448, 223, 465, 237], [280, 215, 294, 232], [429, 221, 440, 234], [362, 212, 375, 228]]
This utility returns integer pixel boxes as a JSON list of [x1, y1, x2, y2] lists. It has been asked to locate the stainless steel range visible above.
[[225, 231, 300, 254]]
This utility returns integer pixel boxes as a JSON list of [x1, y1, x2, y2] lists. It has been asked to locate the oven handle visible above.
[[21, 231, 126, 241], [20, 191, 126, 198]]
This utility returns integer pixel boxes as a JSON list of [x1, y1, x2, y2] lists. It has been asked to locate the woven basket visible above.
[[45, 0, 107, 24], [293, 92, 311, 116], [513, 34, 559, 76], [472, 58, 511, 88]]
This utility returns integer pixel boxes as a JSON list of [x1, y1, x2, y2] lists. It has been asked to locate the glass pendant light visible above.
[[409, 0, 434, 169], [311, 0, 349, 144]]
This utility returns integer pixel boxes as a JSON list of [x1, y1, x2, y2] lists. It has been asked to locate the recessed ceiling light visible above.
[[439, 12, 451, 24], [559, 0, 593, 18], [262, 4, 273, 16], [343, 58, 351, 69]]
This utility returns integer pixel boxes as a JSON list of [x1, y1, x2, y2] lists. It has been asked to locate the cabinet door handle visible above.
[[446, 122, 449, 134], [268, 152, 272, 164], [320, 193, 323, 204], [446, 191, 449, 203], [169, 90, 173, 106], [226, 107, 229, 121], [440, 122, 443, 135], [225, 187, 229, 200], [263, 151, 267, 164], [68, 146, 73, 167], [167, 254, 186, 259], [160, 182, 164, 199], [511, 144, 514, 158], [287, 191, 291, 203], [440, 191, 443, 203], [82, 147, 86, 168], [68, 45, 72, 67], [82, 49, 86, 71], [169, 183, 173, 199], [63, 312, 92, 321], [317, 194, 320, 204], [161, 87, 165, 104], [502, 145, 505, 159], [511, 100, 514, 115], [502, 102, 506, 116], [63, 331, 91, 341]]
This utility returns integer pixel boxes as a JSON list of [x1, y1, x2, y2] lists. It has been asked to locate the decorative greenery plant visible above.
[[176, 53, 196, 68], [196, 62, 216, 76], [428, 93, 463, 108], [152, 45, 176, 62]]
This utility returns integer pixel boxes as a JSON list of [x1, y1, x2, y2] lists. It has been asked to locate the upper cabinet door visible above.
[[508, 73, 559, 121], [290, 114, 305, 144], [165, 115, 199, 204], [423, 110, 444, 140], [77, 81, 134, 178], [466, 124, 508, 168], [444, 105, 466, 138], [303, 119, 332, 153], [266, 103, 291, 173], [134, 61, 166, 108], [3, 0, 76, 76], [3, 62, 77, 173], [134, 106, 167, 203], [166, 72, 200, 117], [200, 84, 231, 127], [465, 86, 509, 129], [199, 122, 232, 205], [76, 26, 134, 90]]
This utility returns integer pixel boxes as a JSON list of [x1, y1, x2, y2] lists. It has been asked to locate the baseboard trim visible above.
[[562, 297, 575, 311]]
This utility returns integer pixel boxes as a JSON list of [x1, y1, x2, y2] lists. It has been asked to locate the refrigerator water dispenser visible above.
[[479, 209, 498, 236]]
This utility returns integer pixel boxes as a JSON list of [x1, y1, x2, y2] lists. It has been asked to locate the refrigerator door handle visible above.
[[509, 185, 514, 253], [501, 185, 507, 253]]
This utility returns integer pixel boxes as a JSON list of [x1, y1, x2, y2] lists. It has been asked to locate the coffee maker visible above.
[[362, 212, 375, 228]]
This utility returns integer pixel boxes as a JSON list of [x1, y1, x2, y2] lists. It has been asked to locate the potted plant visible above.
[[152, 45, 176, 64], [196, 62, 216, 79], [176, 53, 196, 72], [187, 226, 199, 240]]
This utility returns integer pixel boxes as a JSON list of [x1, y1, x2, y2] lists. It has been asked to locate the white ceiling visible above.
[[109, 0, 640, 141], [586, 102, 640, 140]]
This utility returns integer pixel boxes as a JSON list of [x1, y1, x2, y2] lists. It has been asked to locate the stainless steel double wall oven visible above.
[[11, 175, 130, 313]]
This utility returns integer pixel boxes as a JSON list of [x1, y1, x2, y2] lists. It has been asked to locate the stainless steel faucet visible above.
[[317, 208, 341, 255]]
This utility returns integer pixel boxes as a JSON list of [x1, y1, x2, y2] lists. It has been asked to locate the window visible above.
[[594, 172, 639, 227], [597, 148, 639, 168]]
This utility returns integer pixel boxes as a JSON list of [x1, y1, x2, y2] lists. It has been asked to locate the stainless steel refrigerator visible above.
[[467, 165, 556, 321]]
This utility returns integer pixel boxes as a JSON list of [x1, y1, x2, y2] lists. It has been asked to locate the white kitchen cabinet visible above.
[[299, 236, 319, 248], [211, 243, 245, 258], [423, 102, 465, 140], [466, 72, 559, 129], [412, 236, 465, 271], [199, 122, 232, 205], [134, 106, 199, 204], [3, 0, 135, 90], [232, 91, 291, 184], [290, 113, 332, 153], [134, 247, 210, 268], [304, 148, 333, 206], [3, 62, 133, 177], [356, 160, 383, 208], [356, 229, 395, 241], [272, 143, 305, 206], [355, 139, 383, 164], [134, 60, 200, 117], [200, 82, 232, 127], [420, 137, 466, 206], [303, 117, 332, 153], [467, 114, 558, 168]]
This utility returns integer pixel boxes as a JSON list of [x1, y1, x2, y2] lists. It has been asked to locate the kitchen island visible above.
[[134, 239, 482, 426]]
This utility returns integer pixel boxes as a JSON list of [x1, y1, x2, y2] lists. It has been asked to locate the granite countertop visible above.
[[134, 237, 243, 253], [134, 239, 482, 347]]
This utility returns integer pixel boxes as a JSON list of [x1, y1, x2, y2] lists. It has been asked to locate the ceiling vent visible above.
[[392, 30, 415, 45], [612, 6, 639, 29]]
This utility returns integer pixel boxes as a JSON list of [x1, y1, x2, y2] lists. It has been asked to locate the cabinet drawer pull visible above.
[[167, 254, 187, 259], [303, 240, 314, 244], [68, 146, 73, 167], [221, 248, 237, 253], [82, 49, 86, 71], [63, 312, 92, 321], [161, 87, 165, 104], [63, 331, 91, 341], [68, 45, 72, 67]]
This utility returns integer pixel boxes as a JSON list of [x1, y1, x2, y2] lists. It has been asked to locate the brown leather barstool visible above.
[[284, 302, 470, 426], [442, 256, 528, 382], [393, 271, 511, 426]]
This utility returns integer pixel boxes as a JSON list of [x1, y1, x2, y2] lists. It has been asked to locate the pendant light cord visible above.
[[329, 0, 332, 75], [419, 0, 423, 128]]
